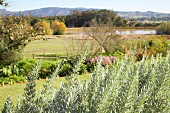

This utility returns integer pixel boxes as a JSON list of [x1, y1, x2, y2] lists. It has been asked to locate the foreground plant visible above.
[[2, 53, 170, 112]]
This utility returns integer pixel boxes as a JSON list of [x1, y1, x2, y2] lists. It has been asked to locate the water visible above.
[[67, 29, 156, 35], [115, 29, 156, 35]]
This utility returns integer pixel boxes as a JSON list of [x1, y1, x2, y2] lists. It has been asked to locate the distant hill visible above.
[[0, 7, 170, 19], [0, 7, 98, 16], [117, 11, 170, 19]]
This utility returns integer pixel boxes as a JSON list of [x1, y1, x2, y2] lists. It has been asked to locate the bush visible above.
[[2, 53, 170, 112], [0, 75, 26, 86], [85, 56, 117, 72], [51, 21, 66, 35], [17, 59, 57, 78], [156, 22, 170, 35], [0, 16, 37, 66], [30, 18, 41, 26], [34, 21, 52, 35], [122, 36, 170, 61], [59, 55, 87, 76]]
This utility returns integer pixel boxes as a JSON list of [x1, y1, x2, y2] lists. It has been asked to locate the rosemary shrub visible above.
[[1, 53, 170, 113]]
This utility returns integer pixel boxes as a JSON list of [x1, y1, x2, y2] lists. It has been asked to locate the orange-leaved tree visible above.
[[51, 21, 66, 35], [34, 21, 51, 35]]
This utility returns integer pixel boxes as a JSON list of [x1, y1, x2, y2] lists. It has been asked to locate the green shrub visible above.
[[156, 22, 170, 35], [17, 59, 57, 78], [59, 55, 87, 76], [0, 59, 58, 85], [123, 36, 170, 61], [0, 75, 26, 86], [2, 52, 170, 112]]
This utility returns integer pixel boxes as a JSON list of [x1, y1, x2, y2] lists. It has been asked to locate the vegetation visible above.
[[0, 73, 89, 110], [156, 22, 170, 35], [0, 0, 8, 6], [85, 17, 122, 56], [51, 20, 67, 35], [32, 9, 161, 28], [1, 1, 170, 112], [34, 21, 52, 35], [1, 52, 170, 112], [0, 16, 37, 66]]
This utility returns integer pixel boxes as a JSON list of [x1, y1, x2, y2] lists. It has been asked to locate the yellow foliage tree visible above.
[[34, 21, 51, 35], [51, 21, 66, 35]]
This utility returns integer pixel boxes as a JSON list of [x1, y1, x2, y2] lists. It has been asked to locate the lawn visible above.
[[22, 34, 92, 59], [22, 36, 69, 58], [0, 74, 90, 110]]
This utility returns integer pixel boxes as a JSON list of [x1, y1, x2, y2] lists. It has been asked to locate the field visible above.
[[22, 27, 160, 58], [22, 33, 170, 59], [22, 36, 68, 58]]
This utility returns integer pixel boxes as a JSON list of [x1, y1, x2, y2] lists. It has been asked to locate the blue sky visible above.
[[5, 0, 170, 13]]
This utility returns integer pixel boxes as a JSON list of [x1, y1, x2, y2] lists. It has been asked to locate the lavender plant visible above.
[[1, 53, 170, 113]]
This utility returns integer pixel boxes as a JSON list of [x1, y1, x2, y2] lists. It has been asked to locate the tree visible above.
[[128, 18, 137, 27], [85, 14, 122, 56], [0, 0, 8, 6], [0, 1, 38, 65], [51, 21, 66, 35], [30, 18, 41, 26], [0, 16, 37, 65], [156, 22, 170, 35], [34, 21, 51, 35]]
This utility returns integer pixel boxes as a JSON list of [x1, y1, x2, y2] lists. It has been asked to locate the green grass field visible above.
[[22, 36, 68, 58], [22, 35, 92, 59], [0, 74, 90, 110]]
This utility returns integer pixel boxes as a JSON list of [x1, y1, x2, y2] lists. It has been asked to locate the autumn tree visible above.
[[34, 21, 51, 35], [51, 21, 66, 35]]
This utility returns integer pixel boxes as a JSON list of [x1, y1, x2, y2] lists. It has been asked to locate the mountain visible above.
[[0, 7, 98, 16], [0, 7, 170, 19], [117, 11, 170, 18]]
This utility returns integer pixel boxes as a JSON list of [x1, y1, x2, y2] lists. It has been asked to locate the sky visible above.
[[4, 0, 170, 13]]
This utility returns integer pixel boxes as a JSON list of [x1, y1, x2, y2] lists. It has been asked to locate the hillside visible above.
[[0, 7, 170, 19]]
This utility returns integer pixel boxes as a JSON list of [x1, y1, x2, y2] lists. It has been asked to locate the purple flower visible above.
[[85, 56, 117, 66]]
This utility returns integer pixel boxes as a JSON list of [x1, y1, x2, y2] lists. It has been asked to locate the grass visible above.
[[22, 36, 67, 58], [22, 34, 92, 59], [22, 35, 82, 58], [0, 74, 90, 110]]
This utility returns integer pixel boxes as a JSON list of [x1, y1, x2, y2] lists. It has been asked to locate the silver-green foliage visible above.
[[1, 53, 170, 113]]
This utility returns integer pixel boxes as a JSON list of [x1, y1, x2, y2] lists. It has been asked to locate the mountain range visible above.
[[0, 7, 170, 19]]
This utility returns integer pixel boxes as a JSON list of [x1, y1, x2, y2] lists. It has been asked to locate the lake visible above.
[[115, 29, 156, 35], [67, 28, 156, 35]]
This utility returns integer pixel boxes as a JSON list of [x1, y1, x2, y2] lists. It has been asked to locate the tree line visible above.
[[31, 9, 160, 28]]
